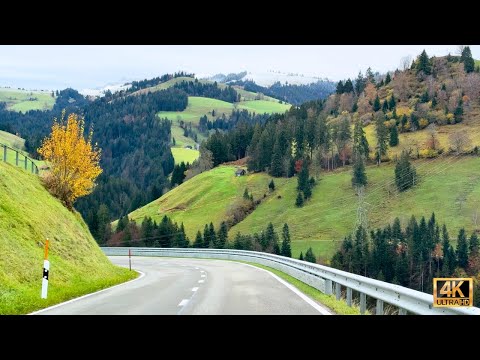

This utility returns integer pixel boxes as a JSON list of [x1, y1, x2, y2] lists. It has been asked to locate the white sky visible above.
[[0, 45, 478, 90]]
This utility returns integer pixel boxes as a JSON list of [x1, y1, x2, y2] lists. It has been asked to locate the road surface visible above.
[[34, 257, 330, 315]]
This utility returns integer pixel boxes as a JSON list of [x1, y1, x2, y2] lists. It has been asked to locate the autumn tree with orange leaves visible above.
[[38, 112, 102, 209]]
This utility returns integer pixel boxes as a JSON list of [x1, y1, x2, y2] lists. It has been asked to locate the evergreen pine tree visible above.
[[281, 223, 292, 257], [416, 50, 432, 75], [295, 192, 304, 207], [351, 154, 367, 188], [375, 116, 389, 165], [385, 73, 391, 84], [460, 46, 475, 73], [389, 125, 399, 147], [270, 138, 283, 177], [395, 150, 416, 191], [431, 96, 437, 108], [336, 80, 344, 94], [209, 222, 217, 248], [388, 94, 396, 110], [353, 120, 369, 159], [456, 228, 469, 269], [373, 95, 381, 111], [343, 79, 354, 93], [268, 179, 275, 191], [305, 247, 316, 263], [203, 224, 210, 248], [470, 233, 479, 255], [299, 252, 304, 261], [382, 100, 388, 113], [218, 221, 228, 249], [243, 187, 249, 200]]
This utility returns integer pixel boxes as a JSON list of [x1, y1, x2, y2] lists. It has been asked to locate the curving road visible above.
[[33, 257, 331, 315]]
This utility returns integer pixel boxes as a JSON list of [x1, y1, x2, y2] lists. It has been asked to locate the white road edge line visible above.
[[192, 287, 199, 292], [178, 299, 189, 307], [29, 270, 146, 315], [239, 263, 332, 315]]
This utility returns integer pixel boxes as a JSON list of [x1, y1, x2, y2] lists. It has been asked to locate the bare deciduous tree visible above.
[[448, 129, 471, 154], [456, 45, 466, 56], [425, 124, 439, 150], [400, 55, 412, 71]]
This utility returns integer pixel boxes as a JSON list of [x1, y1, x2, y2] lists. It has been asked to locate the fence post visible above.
[[3, 145, 6, 162], [24, 156, 27, 170], [335, 282, 341, 300], [16, 150, 19, 166], [31, 161, 34, 173], [324, 279, 333, 295], [360, 293, 367, 314], [346, 287, 352, 307], [376, 299, 384, 315]]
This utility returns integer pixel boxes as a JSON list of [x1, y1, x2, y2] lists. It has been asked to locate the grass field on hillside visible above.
[[127, 165, 288, 239], [0, 130, 25, 149], [231, 156, 480, 261], [158, 96, 291, 125], [238, 100, 290, 114], [158, 97, 234, 123], [0, 162, 135, 314], [171, 147, 199, 165], [0, 88, 55, 112]]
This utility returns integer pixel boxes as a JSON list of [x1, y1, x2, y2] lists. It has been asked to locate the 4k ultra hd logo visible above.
[[433, 278, 473, 307]]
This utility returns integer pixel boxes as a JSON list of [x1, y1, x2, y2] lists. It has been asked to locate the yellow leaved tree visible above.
[[38, 111, 102, 209]]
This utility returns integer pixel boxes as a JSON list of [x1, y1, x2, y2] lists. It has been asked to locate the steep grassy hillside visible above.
[[126, 165, 287, 239], [0, 88, 55, 112], [0, 162, 135, 314], [158, 96, 235, 123], [231, 156, 480, 260]]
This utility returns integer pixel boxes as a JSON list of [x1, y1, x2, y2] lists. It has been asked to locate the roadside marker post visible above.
[[41, 239, 49, 299], [129, 248, 132, 271]]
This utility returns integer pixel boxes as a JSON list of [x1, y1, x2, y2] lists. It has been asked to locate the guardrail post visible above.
[[376, 299, 384, 315], [3, 145, 6, 162], [346, 287, 352, 306], [15, 151, 19, 166], [24, 156, 27, 170], [335, 282, 341, 300], [398, 308, 407, 315], [360, 293, 366, 314], [325, 279, 333, 295]]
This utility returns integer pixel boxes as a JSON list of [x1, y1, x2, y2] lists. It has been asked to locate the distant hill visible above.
[[0, 161, 135, 314], [0, 87, 55, 113]]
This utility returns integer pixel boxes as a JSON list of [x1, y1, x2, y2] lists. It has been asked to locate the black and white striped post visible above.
[[41, 239, 49, 299]]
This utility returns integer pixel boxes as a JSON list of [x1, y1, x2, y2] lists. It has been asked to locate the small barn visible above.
[[235, 168, 246, 177]]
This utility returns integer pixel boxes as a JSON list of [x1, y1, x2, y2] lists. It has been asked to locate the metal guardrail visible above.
[[102, 247, 480, 315], [1, 142, 39, 174]]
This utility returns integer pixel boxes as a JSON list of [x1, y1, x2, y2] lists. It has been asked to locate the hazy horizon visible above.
[[0, 45, 478, 91]]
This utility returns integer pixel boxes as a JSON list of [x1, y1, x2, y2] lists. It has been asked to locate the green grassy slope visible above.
[[127, 165, 287, 239], [0, 130, 25, 149], [158, 97, 235, 123], [171, 147, 199, 164], [230, 156, 480, 261], [0, 162, 135, 314], [0, 88, 55, 112]]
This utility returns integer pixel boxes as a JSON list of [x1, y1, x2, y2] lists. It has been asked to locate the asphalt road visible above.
[[34, 257, 331, 315]]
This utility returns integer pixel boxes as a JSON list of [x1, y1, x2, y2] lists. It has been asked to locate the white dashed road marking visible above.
[[201, 274, 206, 278], [198, 280, 205, 283], [192, 287, 199, 292]]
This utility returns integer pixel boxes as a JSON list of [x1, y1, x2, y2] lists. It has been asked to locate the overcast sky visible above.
[[0, 45, 478, 90]]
